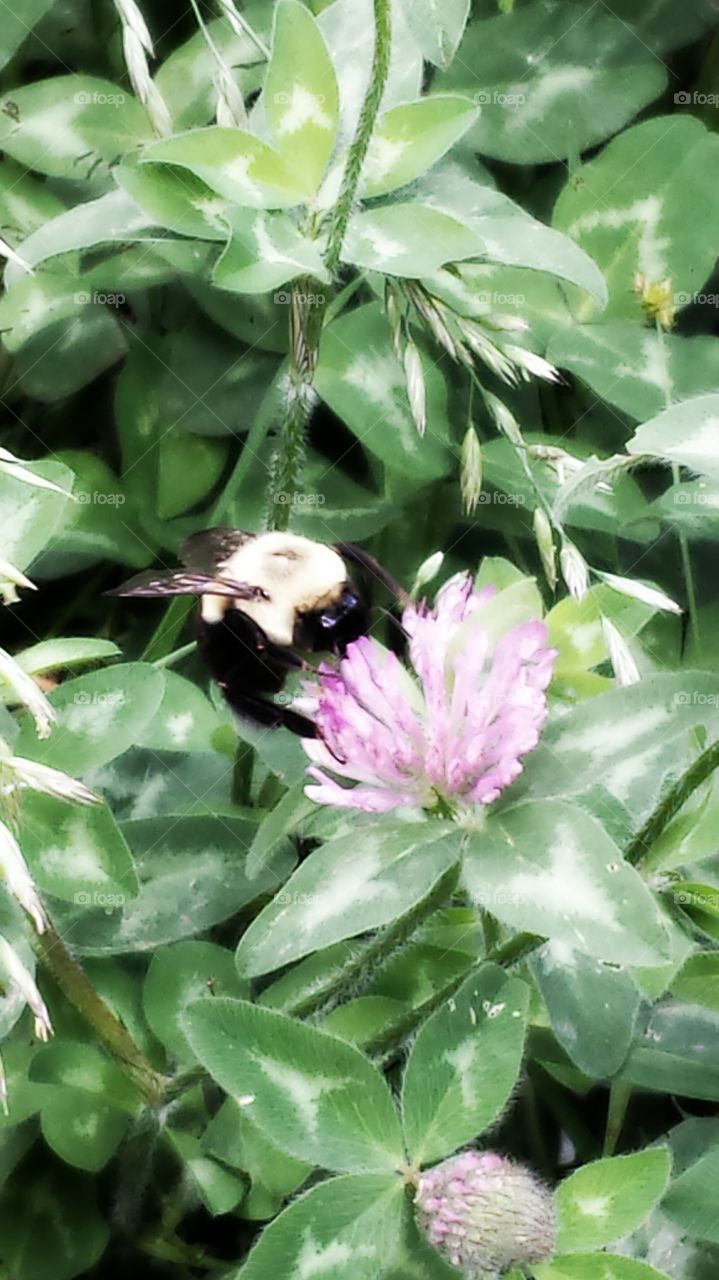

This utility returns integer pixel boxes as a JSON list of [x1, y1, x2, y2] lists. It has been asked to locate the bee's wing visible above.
[[181, 527, 256, 575], [107, 570, 267, 601]]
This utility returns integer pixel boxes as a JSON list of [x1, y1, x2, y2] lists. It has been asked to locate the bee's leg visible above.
[[227, 691, 317, 739], [279, 706, 319, 738], [197, 611, 317, 737]]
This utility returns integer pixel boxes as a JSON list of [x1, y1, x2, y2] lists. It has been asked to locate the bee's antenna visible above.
[[334, 543, 410, 606]]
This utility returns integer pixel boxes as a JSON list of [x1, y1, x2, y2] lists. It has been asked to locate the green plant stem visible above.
[[267, 281, 322, 531], [323, 274, 365, 325], [33, 924, 166, 1106], [212, 394, 275, 526], [324, 0, 392, 274], [366, 931, 543, 1067], [141, 597, 195, 663], [655, 318, 700, 648], [218, 0, 270, 61], [521, 1076, 551, 1177], [603, 1079, 632, 1156], [284, 861, 461, 1021], [673, 459, 700, 648], [367, 968, 470, 1067], [531, 1065, 598, 1164], [625, 737, 719, 867], [152, 640, 197, 669], [163, 1064, 208, 1102], [140, 1235, 227, 1273]]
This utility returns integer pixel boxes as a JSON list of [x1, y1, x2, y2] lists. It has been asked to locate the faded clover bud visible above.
[[415, 1150, 555, 1279]]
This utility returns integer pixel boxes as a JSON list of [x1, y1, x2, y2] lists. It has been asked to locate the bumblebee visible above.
[[110, 528, 404, 737]]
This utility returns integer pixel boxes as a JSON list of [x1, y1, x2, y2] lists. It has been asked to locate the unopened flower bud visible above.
[[385, 284, 403, 360], [461, 428, 483, 514], [483, 393, 522, 447], [461, 324, 516, 384], [601, 617, 640, 687], [215, 62, 247, 128], [404, 342, 427, 437], [0, 647, 55, 739], [415, 1150, 555, 1278], [560, 539, 590, 601], [0, 935, 52, 1043], [3, 756, 98, 806], [504, 344, 561, 384], [0, 820, 47, 934], [0, 557, 35, 606], [412, 552, 444, 597], [115, 0, 153, 51], [533, 507, 557, 591]]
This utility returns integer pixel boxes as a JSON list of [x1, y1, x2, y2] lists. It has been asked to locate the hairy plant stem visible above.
[[266, 0, 392, 525], [625, 737, 719, 868], [162, 931, 545, 1102], [33, 924, 166, 1106], [267, 279, 324, 531], [282, 861, 461, 1021], [673, 457, 700, 648], [366, 932, 544, 1068], [325, 0, 391, 274], [140, 1235, 227, 1273]]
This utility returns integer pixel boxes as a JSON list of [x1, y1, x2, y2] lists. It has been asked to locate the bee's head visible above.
[[294, 582, 370, 655]]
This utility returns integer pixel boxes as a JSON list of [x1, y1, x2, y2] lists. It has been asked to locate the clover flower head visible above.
[[301, 573, 556, 815], [415, 1150, 555, 1278]]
